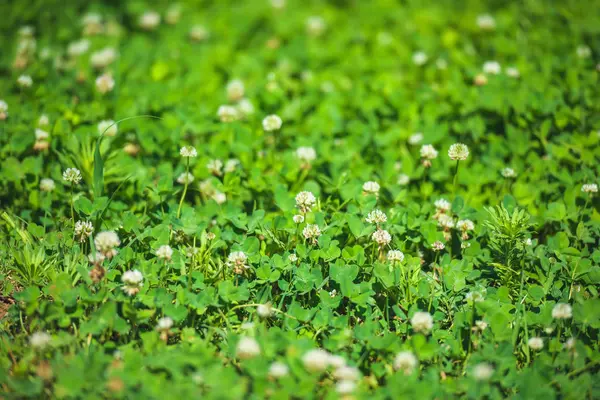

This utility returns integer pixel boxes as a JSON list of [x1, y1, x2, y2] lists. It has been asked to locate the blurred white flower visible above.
[[483, 61, 501, 75], [40, 178, 55, 192], [262, 114, 282, 131], [552, 303, 572, 319], [409, 132, 424, 144], [302, 224, 321, 243], [17, 75, 33, 88], [581, 183, 598, 194], [95, 73, 115, 94], [190, 25, 209, 41], [95, 231, 120, 258], [306, 16, 326, 36], [528, 337, 544, 350], [236, 337, 260, 359], [448, 143, 469, 161], [296, 146, 317, 164], [372, 229, 392, 246], [366, 209, 387, 225], [576, 45, 591, 58], [394, 351, 418, 374], [180, 146, 197, 158], [411, 311, 433, 334], [387, 250, 404, 262], [412, 51, 428, 66], [293, 214, 304, 224], [177, 172, 194, 184], [122, 269, 143, 296], [62, 168, 82, 184], [476, 14, 496, 30], [156, 316, 174, 331], [67, 39, 90, 57], [397, 174, 410, 185], [501, 167, 516, 178], [30, 332, 52, 349], [226, 79, 245, 102], [257, 303, 273, 318], [295, 191, 317, 213], [420, 144, 438, 160], [362, 181, 380, 195], [506, 67, 520, 78], [268, 361, 289, 378], [472, 362, 494, 381], [139, 11, 161, 30], [156, 245, 173, 261], [90, 47, 117, 69], [98, 120, 117, 137], [302, 349, 331, 372], [217, 105, 239, 122], [75, 221, 94, 242]]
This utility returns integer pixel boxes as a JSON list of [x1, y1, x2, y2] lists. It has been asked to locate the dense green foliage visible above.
[[1, 0, 599, 398]]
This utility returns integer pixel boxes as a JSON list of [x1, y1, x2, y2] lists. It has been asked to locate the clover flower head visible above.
[[257, 303, 273, 318], [94, 231, 120, 257], [30, 332, 52, 349], [528, 337, 544, 350], [207, 159, 223, 176], [476, 14, 496, 30], [236, 98, 254, 117], [302, 224, 321, 243], [82, 13, 103, 35], [420, 144, 438, 160], [296, 146, 317, 164], [293, 214, 304, 224], [98, 120, 117, 137], [75, 221, 94, 242], [577, 45, 591, 58], [156, 245, 173, 261], [483, 61, 501, 75], [17, 74, 33, 88], [506, 67, 520, 78], [336, 381, 356, 395], [262, 114, 282, 131], [121, 269, 143, 296], [501, 167, 516, 178], [139, 11, 161, 30], [35, 128, 49, 141], [434, 199, 451, 212], [295, 191, 317, 213], [552, 303, 572, 319], [412, 51, 428, 66], [190, 25, 209, 41], [179, 146, 197, 158], [362, 181, 380, 195], [302, 349, 331, 372], [224, 159, 240, 173], [227, 251, 249, 274], [465, 291, 485, 303], [366, 209, 387, 225], [432, 241, 445, 251], [387, 250, 404, 262], [306, 16, 326, 36], [268, 361, 289, 378], [456, 219, 475, 232], [333, 365, 360, 382], [95, 73, 115, 94], [67, 39, 90, 57], [411, 311, 433, 334], [217, 105, 240, 122], [212, 191, 226, 204], [398, 174, 410, 185], [288, 254, 298, 262], [409, 132, 424, 144], [372, 229, 392, 246], [448, 143, 469, 160], [474, 73, 488, 86], [394, 351, 418, 374], [156, 317, 173, 331], [177, 172, 194, 185], [90, 47, 117, 68], [472, 363, 494, 381], [63, 168, 82, 184], [40, 178, 55, 192], [226, 79, 245, 102], [581, 183, 598, 194], [236, 337, 260, 359]]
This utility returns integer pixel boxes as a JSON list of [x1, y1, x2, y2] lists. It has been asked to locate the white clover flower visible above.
[[456, 219, 475, 232], [190, 25, 209, 41], [38, 114, 49, 127], [472, 363, 494, 381], [62, 168, 82, 184], [564, 338, 576, 350], [576, 45, 591, 59], [387, 250, 404, 262], [98, 120, 117, 137], [393, 351, 418, 374], [476, 14, 496, 30], [224, 159, 240, 173], [432, 241, 445, 251], [552, 303, 572, 320], [17, 74, 33, 88], [306, 16, 326, 36], [75, 221, 94, 242], [268, 361, 289, 378], [217, 105, 239, 122], [303, 224, 322, 243], [336, 380, 356, 395], [372, 229, 392, 246], [67, 39, 90, 57], [212, 191, 227, 205], [257, 303, 273, 318], [180, 146, 197, 158], [302, 349, 331, 372], [475, 320, 488, 331], [528, 337, 544, 350], [525, 238, 533, 246], [121, 269, 143, 296], [409, 132, 424, 144], [366, 209, 387, 225], [88, 252, 106, 264], [506, 67, 520, 78], [227, 251, 249, 273], [226, 79, 245, 102], [434, 199, 451, 212], [474, 73, 488, 86], [40, 178, 55, 192], [397, 174, 410, 185], [236, 337, 260, 360], [411, 311, 433, 334], [95, 73, 115, 94], [90, 47, 117, 69], [95, 231, 120, 258], [362, 181, 380, 195], [501, 167, 516, 178], [30, 332, 52, 349], [293, 214, 304, 224], [236, 98, 254, 117], [581, 183, 598, 194], [412, 51, 428, 66], [295, 191, 317, 213], [177, 172, 194, 184], [156, 316, 173, 331], [333, 365, 360, 381], [288, 254, 298, 263], [139, 11, 161, 30], [448, 143, 469, 161], [35, 128, 49, 141], [483, 61, 501, 75], [19, 25, 34, 37], [296, 146, 317, 164], [156, 245, 173, 261], [465, 291, 485, 303], [207, 159, 223, 176], [262, 114, 282, 131], [420, 144, 438, 160], [328, 355, 346, 369]]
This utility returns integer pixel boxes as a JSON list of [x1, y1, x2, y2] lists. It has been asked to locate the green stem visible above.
[[177, 158, 190, 218], [70, 183, 75, 225], [453, 161, 460, 193]]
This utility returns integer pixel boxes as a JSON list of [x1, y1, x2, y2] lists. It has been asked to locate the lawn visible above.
[[0, 0, 599, 398]]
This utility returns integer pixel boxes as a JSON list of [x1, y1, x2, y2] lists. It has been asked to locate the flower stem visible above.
[[453, 160, 460, 193], [177, 158, 190, 218], [70, 183, 75, 225]]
